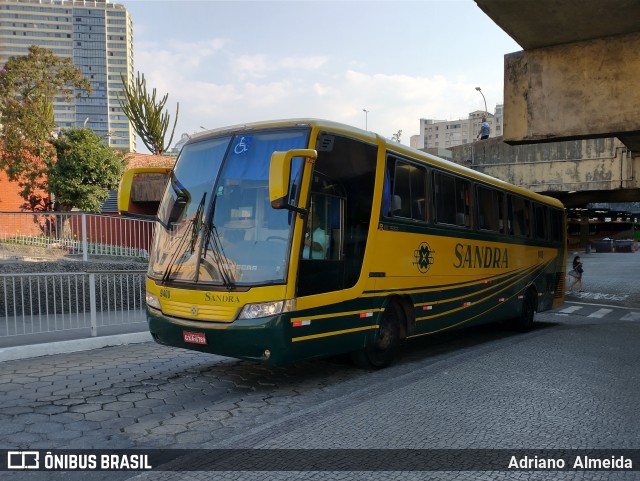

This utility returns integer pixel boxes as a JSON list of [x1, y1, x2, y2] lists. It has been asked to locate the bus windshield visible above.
[[149, 129, 309, 286]]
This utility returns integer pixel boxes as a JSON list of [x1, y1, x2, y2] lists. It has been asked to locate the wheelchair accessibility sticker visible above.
[[233, 136, 251, 155]]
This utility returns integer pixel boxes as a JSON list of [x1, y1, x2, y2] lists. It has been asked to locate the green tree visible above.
[[118, 72, 179, 155], [391, 130, 402, 143], [49, 128, 127, 212], [0, 45, 91, 200]]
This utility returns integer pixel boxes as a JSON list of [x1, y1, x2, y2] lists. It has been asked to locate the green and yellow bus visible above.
[[119, 119, 567, 368]]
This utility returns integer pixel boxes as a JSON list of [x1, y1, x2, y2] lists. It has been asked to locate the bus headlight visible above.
[[146, 291, 161, 310], [238, 299, 296, 320]]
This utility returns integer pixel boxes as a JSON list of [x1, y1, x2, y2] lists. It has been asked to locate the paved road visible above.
[[564, 250, 640, 308], [1, 251, 638, 480]]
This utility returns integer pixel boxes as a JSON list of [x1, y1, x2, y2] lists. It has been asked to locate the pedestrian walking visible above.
[[567, 255, 584, 292]]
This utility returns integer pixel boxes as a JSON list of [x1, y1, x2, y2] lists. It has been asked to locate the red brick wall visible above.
[[0, 170, 28, 212], [0, 171, 53, 236]]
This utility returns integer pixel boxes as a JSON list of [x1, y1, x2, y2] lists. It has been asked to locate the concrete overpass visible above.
[[476, 0, 640, 151], [450, 136, 636, 208], [471, 0, 640, 210]]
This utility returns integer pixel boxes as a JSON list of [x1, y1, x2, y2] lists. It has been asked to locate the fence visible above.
[[0, 211, 155, 261], [0, 270, 147, 343]]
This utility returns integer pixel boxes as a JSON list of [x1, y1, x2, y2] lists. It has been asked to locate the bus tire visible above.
[[515, 287, 537, 332], [351, 302, 402, 369]]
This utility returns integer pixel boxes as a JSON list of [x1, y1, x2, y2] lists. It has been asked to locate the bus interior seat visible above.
[[391, 195, 402, 216]]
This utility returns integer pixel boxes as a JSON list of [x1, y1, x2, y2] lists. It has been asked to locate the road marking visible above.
[[578, 292, 629, 302], [620, 312, 640, 322], [588, 308, 613, 319], [565, 301, 636, 310], [558, 306, 583, 315]]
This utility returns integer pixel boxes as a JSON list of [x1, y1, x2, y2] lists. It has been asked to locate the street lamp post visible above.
[[362, 109, 369, 130], [475, 87, 487, 115]]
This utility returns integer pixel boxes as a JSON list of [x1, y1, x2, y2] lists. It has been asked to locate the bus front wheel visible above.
[[352, 302, 402, 369]]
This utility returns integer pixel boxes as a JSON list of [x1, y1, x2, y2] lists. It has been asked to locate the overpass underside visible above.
[[474, 0, 640, 209], [450, 137, 640, 208], [501, 34, 640, 153], [475, 0, 640, 152]]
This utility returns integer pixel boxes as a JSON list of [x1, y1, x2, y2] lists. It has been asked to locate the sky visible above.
[[121, 0, 521, 152]]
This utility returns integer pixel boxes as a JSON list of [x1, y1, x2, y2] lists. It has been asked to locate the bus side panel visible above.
[[368, 225, 564, 336], [286, 296, 388, 362]]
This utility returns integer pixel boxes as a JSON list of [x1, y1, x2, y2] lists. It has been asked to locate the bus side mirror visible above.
[[269, 149, 317, 212], [118, 167, 172, 218]]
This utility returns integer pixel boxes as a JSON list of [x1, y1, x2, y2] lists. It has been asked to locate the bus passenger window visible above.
[[383, 157, 428, 222], [455, 178, 471, 227], [550, 209, 565, 242], [510, 196, 530, 237], [534, 204, 547, 240], [435, 172, 469, 227], [477, 186, 501, 232], [434, 172, 456, 225]]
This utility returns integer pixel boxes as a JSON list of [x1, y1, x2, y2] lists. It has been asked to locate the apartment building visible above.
[[0, 0, 135, 151], [412, 104, 504, 150]]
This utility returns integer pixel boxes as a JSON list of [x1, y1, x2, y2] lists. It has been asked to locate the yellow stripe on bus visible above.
[[290, 308, 383, 324], [362, 263, 540, 298], [411, 297, 511, 337], [416, 264, 548, 322], [291, 325, 377, 343]]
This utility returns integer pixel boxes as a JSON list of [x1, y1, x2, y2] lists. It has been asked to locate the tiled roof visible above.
[[125, 153, 175, 170]]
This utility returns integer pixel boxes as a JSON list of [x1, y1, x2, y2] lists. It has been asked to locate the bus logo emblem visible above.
[[191, 307, 198, 315], [414, 242, 434, 274]]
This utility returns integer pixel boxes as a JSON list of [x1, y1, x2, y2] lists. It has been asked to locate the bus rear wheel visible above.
[[352, 302, 402, 369]]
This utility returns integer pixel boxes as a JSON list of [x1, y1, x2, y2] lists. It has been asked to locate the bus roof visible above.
[[189, 118, 565, 210]]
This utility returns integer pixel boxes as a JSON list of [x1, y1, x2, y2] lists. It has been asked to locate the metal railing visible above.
[[0, 270, 147, 340], [0, 211, 155, 261]]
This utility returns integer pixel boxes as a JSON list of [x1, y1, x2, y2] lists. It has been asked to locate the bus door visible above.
[[298, 182, 346, 296], [270, 132, 378, 298]]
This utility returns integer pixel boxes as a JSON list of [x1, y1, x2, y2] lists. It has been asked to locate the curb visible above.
[[0, 332, 153, 363]]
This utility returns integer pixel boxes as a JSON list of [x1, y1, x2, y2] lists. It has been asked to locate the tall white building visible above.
[[412, 104, 504, 151], [0, 0, 135, 151]]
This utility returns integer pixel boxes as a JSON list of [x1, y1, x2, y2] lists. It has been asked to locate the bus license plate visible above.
[[183, 331, 207, 345]]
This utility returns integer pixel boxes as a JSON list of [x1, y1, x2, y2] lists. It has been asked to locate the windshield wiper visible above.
[[201, 222, 236, 290], [161, 193, 207, 283], [197, 191, 236, 290], [159, 221, 192, 283], [190, 193, 206, 254]]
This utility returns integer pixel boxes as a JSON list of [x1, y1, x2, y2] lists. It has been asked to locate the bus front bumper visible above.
[[146, 307, 291, 365]]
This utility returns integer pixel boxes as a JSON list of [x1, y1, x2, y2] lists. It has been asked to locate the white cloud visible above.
[[279, 56, 328, 71], [132, 42, 502, 151], [231, 54, 328, 80], [125, 0, 515, 152], [136, 38, 227, 70], [232, 54, 270, 79]]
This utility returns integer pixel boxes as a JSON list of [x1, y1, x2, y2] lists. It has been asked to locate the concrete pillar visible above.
[[503, 32, 640, 145], [580, 215, 590, 251]]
